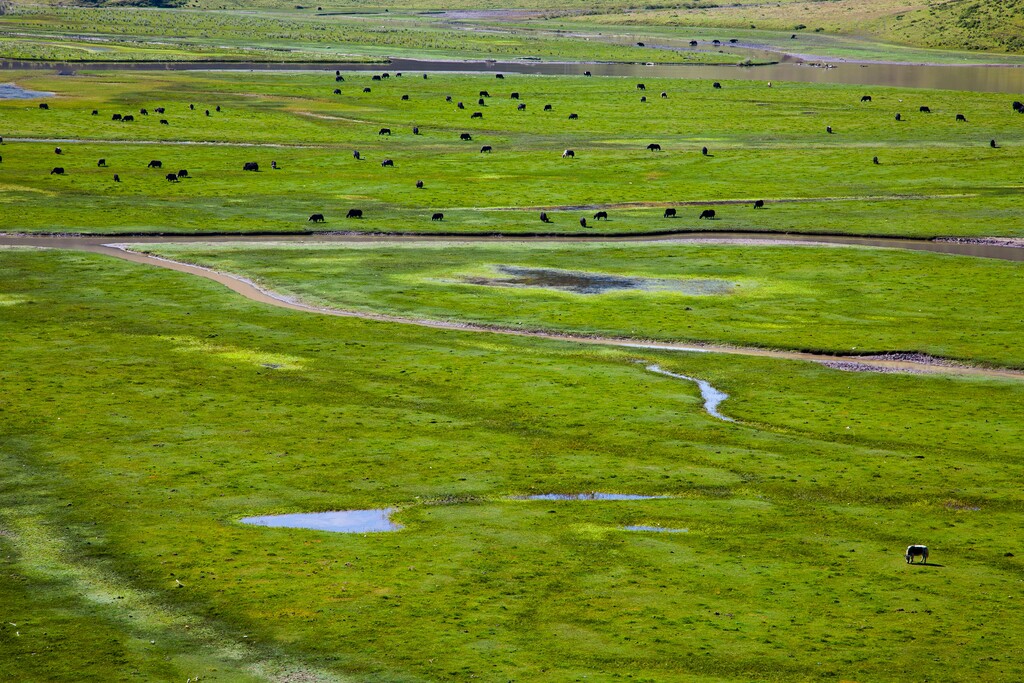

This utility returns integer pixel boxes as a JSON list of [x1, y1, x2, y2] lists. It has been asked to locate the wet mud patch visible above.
[[241, 509, 401, 533], [458, 265, 733, 295]]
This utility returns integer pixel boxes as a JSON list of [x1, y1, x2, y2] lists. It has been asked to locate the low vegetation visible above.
[[2, 70, 1023, 238], [3, 247, 1023, 681]]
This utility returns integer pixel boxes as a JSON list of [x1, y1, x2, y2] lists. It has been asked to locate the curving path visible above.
[[3, 234, 1016, 380]]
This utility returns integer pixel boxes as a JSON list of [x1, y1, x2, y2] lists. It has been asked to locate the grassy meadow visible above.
[[3, 246, 1024, 682], [139, 240, 1024, 368], [2, 70, 1024, 237]]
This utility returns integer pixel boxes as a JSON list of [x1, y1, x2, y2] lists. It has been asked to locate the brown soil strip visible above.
[[89, 244, 1023, 382]]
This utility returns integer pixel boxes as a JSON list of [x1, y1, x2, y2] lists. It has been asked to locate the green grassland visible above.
[[0, 6, 730, 63], [3, 245, 1024, 682], [3, 70, 1024, 237], [139, 240, 1024, 368]]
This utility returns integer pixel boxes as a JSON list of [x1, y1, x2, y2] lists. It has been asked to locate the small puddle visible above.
[[240, 508, 401, 533], [0, 83, 52, 99], [646, 364, 735, 423], [460, 265, 732, 295], [515, 493, 666, 501], [623, 525, 688, 533]]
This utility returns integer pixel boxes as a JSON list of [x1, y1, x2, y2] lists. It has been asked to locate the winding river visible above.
[[3, 56, 1024, 94], [1, 233, 1019, 380]]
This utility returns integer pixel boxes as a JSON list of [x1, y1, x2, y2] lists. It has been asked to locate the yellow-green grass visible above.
[[3, 246, 1024, 681], [2, 70, 1024, 237], [141, 240, 1024, 368]]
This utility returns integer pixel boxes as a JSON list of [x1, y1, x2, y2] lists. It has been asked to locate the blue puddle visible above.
[[623, 525, 688, 533], [240, 508, 401, 533], [0, 83, 53, 99]]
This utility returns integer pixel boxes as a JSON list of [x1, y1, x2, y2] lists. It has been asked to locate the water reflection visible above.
[[3, 57, 1024, 93], [240, 508, 401, 532]]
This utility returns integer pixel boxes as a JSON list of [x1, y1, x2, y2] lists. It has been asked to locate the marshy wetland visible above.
[[3, 39, 1024, 683]]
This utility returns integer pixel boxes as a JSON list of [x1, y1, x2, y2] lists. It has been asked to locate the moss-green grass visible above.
[[3, 246, 1024, 681], [3, 70, 1024, 238], [141, 240, 1024, 368]]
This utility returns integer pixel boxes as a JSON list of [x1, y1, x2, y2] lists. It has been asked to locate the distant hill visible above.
[[877, 0, 1024, 52]]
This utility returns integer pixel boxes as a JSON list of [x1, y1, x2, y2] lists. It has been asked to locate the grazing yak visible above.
[[165, 173, 179, 182], [663, 208, 676, 218], [204, 110, 210, 117], [372, 75, 381, 81], [873, 156, 880, 164], [346, 208, 363, 218], [446, 95, 453, 102], [496, 74, 504, 79], [460, 133, 473, 141], [148, 160, 163, 168], [579, 217, 588, 228], [702, 146, 709, 156], [479, 90, 490, 97], [593, 211, 608, 220], [861, 95, 872, 102], [379, 128, 391, 135], [54, 147, 62, 155], [753, 199, 765, 209], [431, 213, 444, 221], [155, 107, 165, 114], [92, 109, 99, 115], [50, 167, 65, 175], [661, 92, 668, 98], [471, 112, 483, 119], [511, 92, 520, 99], [562, 149, 575, 158], [334, 89, 342, 95], [122, 115, 134, 122], [689, 40, 697, 46], [363, 87, 372, 93], [177, 169, 188, 178], [336, 75, 344, 82], [189, 104, 195, 110], [112, 113, 123, 121], [140, 108, 148, 115], [416, 180, 424, 188], [956, 113, 967, 122], [905, 545, 928, 564], [160, 119, 169, 125], [353, 150, 361, 159], [1014, 100, 1024, 113], [699, 209, 716, 219], [381, 73, 389, 79], [412, 126, 419, 134], [640, 96, 647, 102], [457, 102, 465, 109], [637, 42, 645, 47], [39, 103, 49, 110], [308, 213, 325, 223], [713, 82, 722, 89], [543, 104, 553, 111], [895, 113, 902, 121], [243, 162, 259, 171], [919, 105, 931, 113], [480, 145, 492, 153], [991, 139, 998, 148], [271, 161, 278, 169], [712, 39, 720, 45], [568, 113, 579, 120], [381, 158, 394, 167], [401, 94, 410, 101], [517, 103, 526, 111], [113, 174, 120, 182], [636, 83, 645, 90], [647, 143, 661, 151], [826, 125, 833, 134], [540, 212, 551, 223], [584, 71, 592, 76], [98, 159, 106, 167]]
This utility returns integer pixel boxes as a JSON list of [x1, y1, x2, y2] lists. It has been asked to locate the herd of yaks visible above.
[[11, 72, 1024, 227]]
